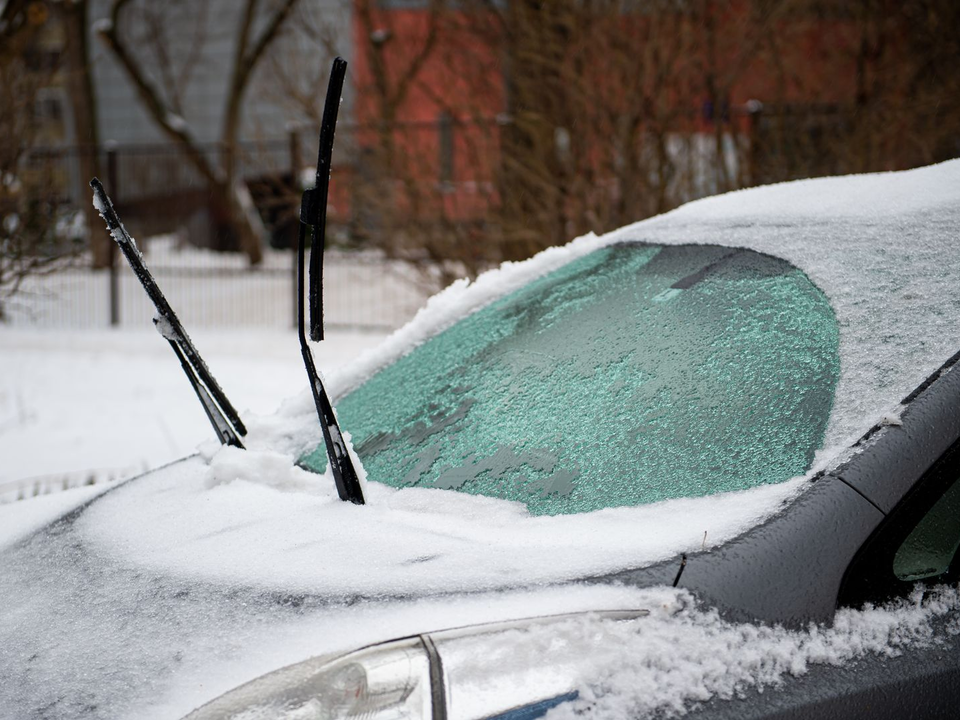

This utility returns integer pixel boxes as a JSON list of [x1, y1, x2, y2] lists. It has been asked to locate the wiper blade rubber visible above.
[[90, 178, 246, 448]]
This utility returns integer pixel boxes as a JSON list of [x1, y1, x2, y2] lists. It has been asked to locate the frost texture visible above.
[[301, 160, 960, 469], [309, 244, 839, 516]]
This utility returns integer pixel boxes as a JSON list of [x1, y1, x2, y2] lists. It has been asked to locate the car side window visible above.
[[892, 476, 960, 582], [839, 439, 960, 608]]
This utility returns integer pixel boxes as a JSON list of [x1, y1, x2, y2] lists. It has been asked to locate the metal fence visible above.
[[6, 106, 872, 330], [7, 243, 429, 330], [10, 133, 434, 330]]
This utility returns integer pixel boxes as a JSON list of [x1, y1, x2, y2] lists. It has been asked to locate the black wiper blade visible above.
[[297, 57, 365, 505], [90, 178, 246, 448], [307, 57, 345, 342], [168, 340, 242, 447]]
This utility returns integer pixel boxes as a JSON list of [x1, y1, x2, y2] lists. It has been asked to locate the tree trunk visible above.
[[60, 0, 105, 268]]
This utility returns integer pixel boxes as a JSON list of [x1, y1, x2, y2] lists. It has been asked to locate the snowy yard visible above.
[[0, 327, 385, 501]]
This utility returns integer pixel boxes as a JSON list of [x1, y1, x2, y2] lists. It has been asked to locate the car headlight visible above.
[[184, 610, 645, 720], [185, 637, 433, 720]]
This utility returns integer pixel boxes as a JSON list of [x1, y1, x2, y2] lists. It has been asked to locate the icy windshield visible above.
[[301, 243, 839, 515]]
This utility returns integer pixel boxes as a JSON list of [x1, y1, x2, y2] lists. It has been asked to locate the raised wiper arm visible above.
[[90, 178, 246, 448], [307, 57, 345, 342], [297, 57, 365, 505]]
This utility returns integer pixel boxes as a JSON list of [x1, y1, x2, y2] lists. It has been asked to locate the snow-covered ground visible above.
[[0, 327, 385, 502]]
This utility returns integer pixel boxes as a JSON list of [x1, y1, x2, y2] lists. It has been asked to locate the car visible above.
[[3, 154, 960, 718]]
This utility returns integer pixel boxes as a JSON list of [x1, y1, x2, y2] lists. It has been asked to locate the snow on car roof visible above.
[[74, 160, 960, 598], [313, 158, 960, 463]]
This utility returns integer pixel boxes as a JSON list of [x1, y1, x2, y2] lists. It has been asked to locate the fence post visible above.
[[289, 128, 300, 180], [106, 145, 120, 327], [290, 128, 300, 329], [746, 100, 763, 188]]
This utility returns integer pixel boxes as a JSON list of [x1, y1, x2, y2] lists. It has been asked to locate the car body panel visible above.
[[684, 620, 960, 720], [834, 361, 960, 514]]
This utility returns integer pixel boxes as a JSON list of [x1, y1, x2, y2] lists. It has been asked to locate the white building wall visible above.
[[88, 0, 353, 147]]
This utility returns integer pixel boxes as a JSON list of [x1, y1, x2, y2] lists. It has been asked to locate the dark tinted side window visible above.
[[839, 439, 960, 608], [893, 479, 960, 582]]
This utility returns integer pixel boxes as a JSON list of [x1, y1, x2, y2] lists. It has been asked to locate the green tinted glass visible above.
[[893, 476, 960, 581], [301, 244, 840, 516]]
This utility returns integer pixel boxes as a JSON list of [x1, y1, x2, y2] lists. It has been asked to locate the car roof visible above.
[[322, 160, 960, 474]]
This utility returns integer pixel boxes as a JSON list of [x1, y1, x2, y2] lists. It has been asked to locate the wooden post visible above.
[[107, 146, 120, 326]]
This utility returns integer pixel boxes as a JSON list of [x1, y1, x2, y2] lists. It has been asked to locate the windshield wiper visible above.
[[89, 178, 246, 448], [297, 57, 365, 505]]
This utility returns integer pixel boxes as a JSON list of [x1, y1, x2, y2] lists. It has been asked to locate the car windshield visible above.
[[300, 243, 839, 515]]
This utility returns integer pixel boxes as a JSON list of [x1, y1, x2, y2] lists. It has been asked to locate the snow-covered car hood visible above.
[[7, 492, 959, 720], [3, 161, 960, 719]]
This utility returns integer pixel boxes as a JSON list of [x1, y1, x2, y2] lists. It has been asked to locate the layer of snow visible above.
[[0, 328, 384, 498], [555, 586, 960, 718], [91, 17, 113, 34], [146, 586, 664, 720], [0, 485, 110, 551], [150, 585, 960, 720], [651, 164, 960, 221], [92, 192, 142, 256], [79, 454, 803, 596], [165, 112, 188, 133]]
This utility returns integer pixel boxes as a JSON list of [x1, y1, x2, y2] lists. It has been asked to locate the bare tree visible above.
[[348, 0, 959, 286], [260, 1, 342, 126], [351, 0, 488, 287], [97, 0, 300, 265], [0, 3, 83, 320], [59, 0, 106, 267], [346, 0, 758, 277], [900, 0, 960, 165]]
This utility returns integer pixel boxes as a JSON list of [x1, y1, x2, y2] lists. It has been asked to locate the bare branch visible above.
[[223, 0, 299, 177], [99, 0, 223, 186], [389, 0, 444, 115]]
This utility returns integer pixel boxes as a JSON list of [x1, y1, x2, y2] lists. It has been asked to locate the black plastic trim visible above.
[[834, 365, 960, 514], [838, 434, 960, 609]]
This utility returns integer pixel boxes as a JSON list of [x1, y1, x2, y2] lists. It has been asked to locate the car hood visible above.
[[0, 476, 663, 719]]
